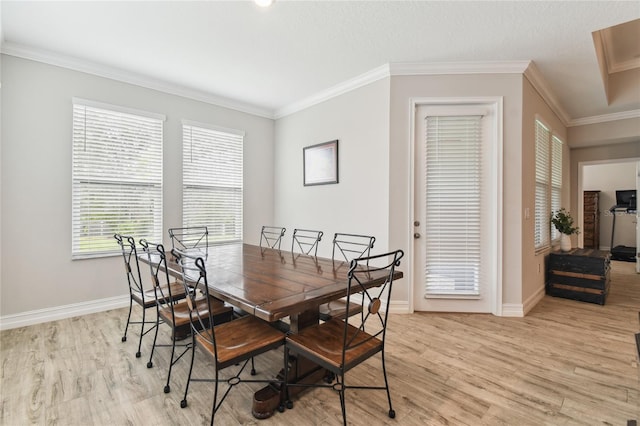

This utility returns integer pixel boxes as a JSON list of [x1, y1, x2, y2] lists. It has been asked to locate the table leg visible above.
[[251, 309, 323, 419]]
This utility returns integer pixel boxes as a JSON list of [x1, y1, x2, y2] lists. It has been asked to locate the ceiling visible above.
[[1, 1, 639, 124]]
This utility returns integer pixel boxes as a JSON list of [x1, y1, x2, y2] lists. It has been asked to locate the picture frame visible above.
[[303, 140, 339, 186]]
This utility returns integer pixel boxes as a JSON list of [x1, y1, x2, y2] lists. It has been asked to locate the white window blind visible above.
[[550, 135, 563, 241], [534, 119, 564, 248], [424, 115, 482, 296], [72, 99, 164, 259], [182, 121, 243, 243], [534, 120, 551, 249]]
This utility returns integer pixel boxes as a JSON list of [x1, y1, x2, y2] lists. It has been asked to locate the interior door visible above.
[[413, 102, 500, 313]]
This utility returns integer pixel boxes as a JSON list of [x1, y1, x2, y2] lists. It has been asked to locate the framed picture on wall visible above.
[[303, 140, 339, 186]]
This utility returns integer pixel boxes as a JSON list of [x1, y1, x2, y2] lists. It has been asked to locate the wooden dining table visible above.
[[143, 242, 403, 418]]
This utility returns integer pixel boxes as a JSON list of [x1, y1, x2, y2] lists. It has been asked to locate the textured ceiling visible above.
[[1, 1, 639, 122]]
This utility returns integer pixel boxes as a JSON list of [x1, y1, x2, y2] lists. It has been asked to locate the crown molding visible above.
[[523, 61, 571, 127], [568, 109, 640, 127], [4, 42, 632, 128], [1, 41, 275, 119], [389, 60, 531, 75], [274, 63, 391, 119], [275, 60, 535, 119]]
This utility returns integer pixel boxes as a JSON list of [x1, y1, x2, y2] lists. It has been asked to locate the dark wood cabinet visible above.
[[583, 191, 600, 249]]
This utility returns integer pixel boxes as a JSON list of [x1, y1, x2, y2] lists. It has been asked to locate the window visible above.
[[182, 121, 243, 243], [72, 99, 164, 259], [534, 119, 563, 249]]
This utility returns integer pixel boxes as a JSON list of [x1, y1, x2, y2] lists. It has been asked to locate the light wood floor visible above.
[[1, 261, 639, 425]]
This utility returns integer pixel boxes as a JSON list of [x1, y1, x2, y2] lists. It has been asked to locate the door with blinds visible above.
[[413, 102, 500, 313]]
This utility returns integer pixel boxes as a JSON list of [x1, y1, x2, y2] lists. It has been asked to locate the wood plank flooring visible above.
[[1, 260, 638, 425]]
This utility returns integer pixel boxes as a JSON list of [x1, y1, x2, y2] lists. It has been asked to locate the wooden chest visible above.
[[546, 248, 611, 305]]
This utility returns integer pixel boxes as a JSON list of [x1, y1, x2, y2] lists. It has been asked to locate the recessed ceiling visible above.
[[593, 18, 640, 107], [1, 1, 639, 123]]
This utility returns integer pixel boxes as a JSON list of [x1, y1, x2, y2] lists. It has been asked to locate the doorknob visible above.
[[414, 233, 421, 239]]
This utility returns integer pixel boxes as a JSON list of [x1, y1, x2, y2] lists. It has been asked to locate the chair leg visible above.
[[122, 297, 133, 342], [210, 369, 219, 426], [381, 351, 395, 419], [135, 306, 146, 358], [147, 307, 160, 368], [181, 333, 197, 408], [164, 332, 178, 394], [250, 357, 256, 375], [338, 374, 347, 426]]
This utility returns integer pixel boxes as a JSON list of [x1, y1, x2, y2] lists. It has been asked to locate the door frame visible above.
[[407, 97, 504, 316]]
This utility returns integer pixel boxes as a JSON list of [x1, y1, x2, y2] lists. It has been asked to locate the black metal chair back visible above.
[[114, 233, 159, 358], [343, 249, 403, 348], [140, 240, 180, 320], [260, 226, 286, 250], [115, 234, 145, 298], [291, 228, 323, 256], [283, 249, 404, 425], [168, 226, 208, 257], [172, 249, 215, 350], [332, 233, 376, 264]]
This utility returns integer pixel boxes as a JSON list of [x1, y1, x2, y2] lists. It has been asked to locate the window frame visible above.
[[181, 120, 244, 244], [71, 98, 165, 259]]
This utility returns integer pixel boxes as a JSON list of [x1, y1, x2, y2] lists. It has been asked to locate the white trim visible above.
[[276, 60, 535, 119], [390, 60, 531, 76], [524, 62, 571, 126], [568, 109, 640, 127], [7, 42, 628, 128], [0, 295, 130, 331], [73, 97, 166, 121], [501, 303, 524, 317], [388, 300, 412, 314], [274, 63, 391, 119], [182, 119, 246, 137], [2, 42, 274, 119]]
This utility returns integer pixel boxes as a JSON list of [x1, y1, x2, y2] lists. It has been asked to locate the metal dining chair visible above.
[[260, 226, 286, 250], [168, 226, 209, 257], [318, 233, 376, 321], [291, 228, 323, 256], [115, 234, 185, 359], [283, 249, 404, 426], [139, 240, 233, 394], [172, 248, 287, 424]]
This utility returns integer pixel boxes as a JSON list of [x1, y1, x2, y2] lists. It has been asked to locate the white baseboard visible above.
[[388, 300, 412, 314], [501, 285, 545, 317], [0, 294, 130, 331]]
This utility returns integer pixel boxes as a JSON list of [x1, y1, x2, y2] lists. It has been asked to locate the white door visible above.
[[413, 101, 501, 313]]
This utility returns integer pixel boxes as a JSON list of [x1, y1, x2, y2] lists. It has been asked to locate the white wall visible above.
[[583, 161, 637, 249], [273, 78, 391, 258], [0, 55, 275, 319], [389, 73, 523, 310]]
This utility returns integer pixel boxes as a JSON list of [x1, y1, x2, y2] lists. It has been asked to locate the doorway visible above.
[[412, 98, 502, 314], [578, 159, 639, 271]]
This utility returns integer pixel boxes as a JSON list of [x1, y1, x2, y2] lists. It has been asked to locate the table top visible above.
[[154, 243, 403, 323]]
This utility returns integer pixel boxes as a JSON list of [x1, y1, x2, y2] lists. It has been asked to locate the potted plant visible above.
[[551, 208, 580, 252]]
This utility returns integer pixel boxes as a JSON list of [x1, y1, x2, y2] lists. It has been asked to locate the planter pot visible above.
[[560, 233, 572, 252]]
